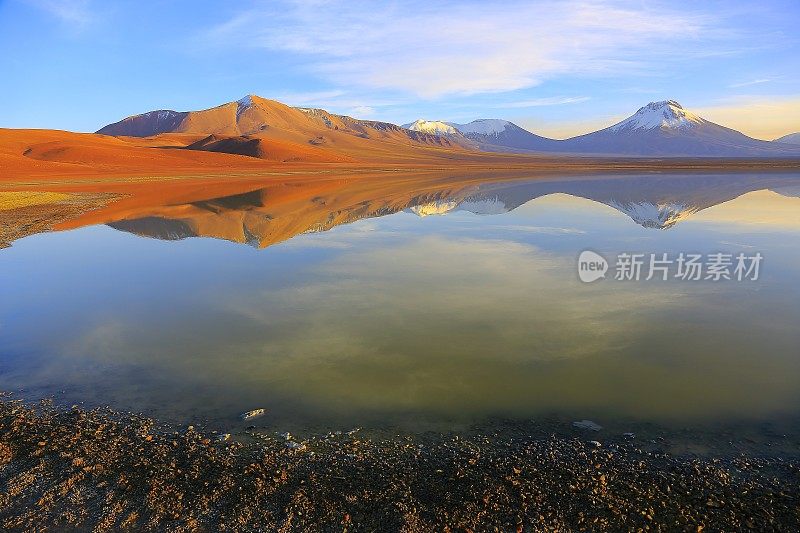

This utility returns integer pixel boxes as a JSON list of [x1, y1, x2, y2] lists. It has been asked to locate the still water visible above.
[[1, 173, 799, 434]]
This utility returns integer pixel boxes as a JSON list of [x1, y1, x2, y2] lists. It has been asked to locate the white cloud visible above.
[[206, 0, 712, 98]]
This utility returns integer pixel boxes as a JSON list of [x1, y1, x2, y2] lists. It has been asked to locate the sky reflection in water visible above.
[[1, 173, 799, 431]]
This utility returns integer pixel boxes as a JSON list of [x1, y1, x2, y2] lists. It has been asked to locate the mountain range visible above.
[[97, 96, 800, 158], [404, 100, 800, 157], [95, 94, 469, 164]]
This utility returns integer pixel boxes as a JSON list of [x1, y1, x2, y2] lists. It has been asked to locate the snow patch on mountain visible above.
[[402, 120, 459, 136], [135, 110, 179, 122], [236, 95, 254, 117], [296, 107, 334, 128], [609, 100, 703, 132], [403, 118, 511, 137]]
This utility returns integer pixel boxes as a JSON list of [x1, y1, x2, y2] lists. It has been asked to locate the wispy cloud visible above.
[[347, 105, 376, 118], [204, 0, 714, 98], [495, 96, 591, 108], [272, 89, 393, 118], [272, 90, 348, 106], [25, 0, 93, 29], [729, 78, 773, 88]]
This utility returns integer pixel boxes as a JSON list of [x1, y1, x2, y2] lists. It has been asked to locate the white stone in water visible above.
[[286, 441, 306, 451], [572, 420, 603, 431], [240, 408, 266, 420]]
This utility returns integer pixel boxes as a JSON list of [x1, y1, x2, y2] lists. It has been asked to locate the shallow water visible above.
[[1, 172, 799, 436]]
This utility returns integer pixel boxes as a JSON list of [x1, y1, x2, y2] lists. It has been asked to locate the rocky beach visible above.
[[1, 395, 798, 532]]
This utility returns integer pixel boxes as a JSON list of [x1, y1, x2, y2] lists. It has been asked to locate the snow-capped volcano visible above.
[[558, 99, 800, 157], [609, 100, 704, 132]]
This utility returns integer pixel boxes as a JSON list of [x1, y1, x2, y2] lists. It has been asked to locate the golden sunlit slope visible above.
[[0, 128, 277, 180], [96, 95, 474, 163]]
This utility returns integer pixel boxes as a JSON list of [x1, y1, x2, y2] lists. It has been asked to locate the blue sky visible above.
[[1, 0, 798, 139]]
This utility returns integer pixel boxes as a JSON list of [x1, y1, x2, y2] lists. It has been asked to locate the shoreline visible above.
[[3, 158, 800, 189], [1, 396, 798, 531]]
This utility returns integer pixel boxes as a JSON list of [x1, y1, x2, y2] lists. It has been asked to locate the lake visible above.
[[1, 172, 799, 440]]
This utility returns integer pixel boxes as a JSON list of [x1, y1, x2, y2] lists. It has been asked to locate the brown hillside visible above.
[[96, 95, 475, 162]]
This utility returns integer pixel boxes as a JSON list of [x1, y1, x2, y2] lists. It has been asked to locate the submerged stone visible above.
[[573, 420, 603, 431]]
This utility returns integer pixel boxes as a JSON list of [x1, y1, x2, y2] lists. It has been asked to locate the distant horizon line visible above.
[[86, 94, 796, 143]]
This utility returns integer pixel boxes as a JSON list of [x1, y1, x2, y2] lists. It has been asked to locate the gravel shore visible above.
[[1, 397, 798, 532]]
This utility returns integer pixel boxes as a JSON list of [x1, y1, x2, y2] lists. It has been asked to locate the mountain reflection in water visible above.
[[104, 173, 800, 247], [0, 172, 799, 432]]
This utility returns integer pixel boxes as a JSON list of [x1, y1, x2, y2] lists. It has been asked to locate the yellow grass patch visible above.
[[0, 191, 72, 211]]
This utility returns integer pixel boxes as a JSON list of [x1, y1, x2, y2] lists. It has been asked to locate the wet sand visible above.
[[1, 396, 798, 532]]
